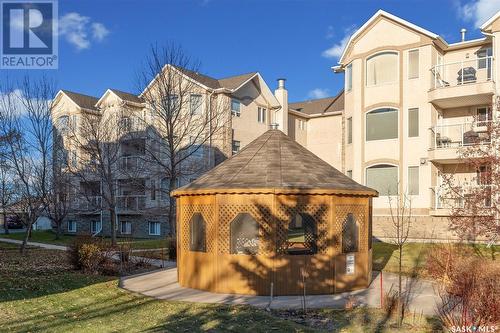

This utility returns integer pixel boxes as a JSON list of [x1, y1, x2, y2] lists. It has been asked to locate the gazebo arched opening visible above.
[[189, 213, 206, 252], [286, 213, 317, 255], [342, 213, 359, 253], [230, 213, 259, 255]]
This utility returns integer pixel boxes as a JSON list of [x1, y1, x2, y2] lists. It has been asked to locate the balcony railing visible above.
[[78, 196, 102, 211], [116, 195, 146, 211], [433, 185, 492, 209], [430, 121, 491, 149], [431, 56, 493, 90], [120, 156, 145, 171]]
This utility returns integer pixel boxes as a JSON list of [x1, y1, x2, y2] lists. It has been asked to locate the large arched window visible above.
[[342, 213, 359, 253], [189, 213, 206, 252], [366, 52, 398, 86], [366, 108, 398, 141], [366, 164, 398, 196], [230, 213, 259, 255], [287, 213, 317, 255]]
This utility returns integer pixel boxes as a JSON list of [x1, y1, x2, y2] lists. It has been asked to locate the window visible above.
[[342, 213, 358, 253], [91, 220, 102, 234], [190, 94, 203, 115], [477, 165, 491, 185], [67, 220, 76, 232], [150, 180, 156, 201], [366, 52, 398, 86], [477, 48, 492, 69], [189, 213, 206, 252], [149, 222, 161, 236], [257, 107, 266, 123], [232, 140, 240, 155], [347, 117, 352, 144], [286, 213, 317, 255], [408, 108, 419, 137], [160, 178, 168, 200], [120, 116, 131, 132], [408, 49, 419, 79], [230, 213, 259, 254], [346, 64, 353, 91], [58, 115, 69, 132], [167, 94, 178, 110], [121, 221, 131, 235], [298, 119, 306, 130], [70, 151, 77, 168], [70, 114, 77, 130], [477, 106, 491, 125], [231, 98, 241, 116], [347, 170, 353, 178], [408, 166, 419, 195], [366, 164, 398, 196], [366, 108, 398, 141]]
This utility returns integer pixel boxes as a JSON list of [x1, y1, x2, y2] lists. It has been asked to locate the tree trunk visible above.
[[110, 208, 117, 246], [20, 221, 32, 255], [168, 178, 177, 237], [2, 212, 8, 235], [398, 244, 403, 327], [55, 221, 61, 240]]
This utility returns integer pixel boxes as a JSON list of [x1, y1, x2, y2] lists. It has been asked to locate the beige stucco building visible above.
[[53, 9, 500, 240]]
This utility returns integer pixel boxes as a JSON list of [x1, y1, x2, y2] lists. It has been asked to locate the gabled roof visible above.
[[338, 10, 444, 64], [60, 90, 99, 111], [109, 89, 144, 104], [218, 72, 258, 90], [289, 90, 344, 115], [177, 67, 222, 89], [173, 129, 377, 196]]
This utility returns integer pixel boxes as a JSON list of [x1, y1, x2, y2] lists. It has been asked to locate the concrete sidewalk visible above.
[[120, 267, 440, 315]]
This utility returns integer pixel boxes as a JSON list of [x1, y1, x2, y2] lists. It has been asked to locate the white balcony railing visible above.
[[116, 195, 146, 211], [78, 196, 102, 211], [431, 56, 493, 90], [430, 121, 491, 149], [433, 185, 492, 209], [120, 156, 144, 171]]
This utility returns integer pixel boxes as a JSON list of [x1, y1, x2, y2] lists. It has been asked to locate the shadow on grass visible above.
[[372, 240, 398, 272]]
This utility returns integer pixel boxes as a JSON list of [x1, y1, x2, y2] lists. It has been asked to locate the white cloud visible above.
[[58, 12, 110, 50], [308, 88, 329, 99], [322, 25, 356, 59], [456, 0, 500, 28]]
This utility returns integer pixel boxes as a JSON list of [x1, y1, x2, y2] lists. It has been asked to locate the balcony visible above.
[[429, 57, 494, 108], [431, 185, 492, 216], [120, 156, 144, 171], [77, 196, 102, 212], [116, 195, 146, 212], [428, 121, 491, 163]]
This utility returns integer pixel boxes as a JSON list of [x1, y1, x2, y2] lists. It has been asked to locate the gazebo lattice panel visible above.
[[335, 204, 367, 252], [180, 204, 215, 252], [276, 204, 329, 254], [218, 204, 273, 255]]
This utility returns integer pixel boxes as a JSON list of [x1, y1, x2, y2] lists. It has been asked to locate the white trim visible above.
[[338, 10, 440, 64], [480, 10, 500, 30], [447, 37, 488, 47]]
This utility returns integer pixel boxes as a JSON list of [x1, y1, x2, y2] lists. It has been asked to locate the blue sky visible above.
[[3, 0, 500, 102]]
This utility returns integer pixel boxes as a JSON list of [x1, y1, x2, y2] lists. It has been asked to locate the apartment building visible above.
[[52, 67, 282, 238], [329, 10, 500, 240]]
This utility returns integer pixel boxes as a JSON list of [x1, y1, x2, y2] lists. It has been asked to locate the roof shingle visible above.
[[61, 90, 99, 110], [174, 129, 377, 195], [289, 90, 344, 115]]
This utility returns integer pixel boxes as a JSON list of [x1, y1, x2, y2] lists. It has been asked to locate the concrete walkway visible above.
[[120, 267, 440, 315]]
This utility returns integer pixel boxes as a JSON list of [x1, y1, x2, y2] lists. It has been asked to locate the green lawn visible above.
[[0, 230, 167, 249], [373, 241, 498, 276], [0, 241, 440, 332]]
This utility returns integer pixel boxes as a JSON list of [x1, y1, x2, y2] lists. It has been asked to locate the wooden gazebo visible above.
[[172, 129, 378, 296]]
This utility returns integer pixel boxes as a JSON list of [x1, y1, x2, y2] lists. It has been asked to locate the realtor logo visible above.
[[1, 0, 58, 69]]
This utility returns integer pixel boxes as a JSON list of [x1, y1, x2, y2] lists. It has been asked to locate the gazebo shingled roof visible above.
[[173, 129, 378, 196]]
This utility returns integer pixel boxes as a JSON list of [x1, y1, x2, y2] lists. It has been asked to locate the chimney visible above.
[[461, 28, 467, 42], [274, 78, 288, 135]]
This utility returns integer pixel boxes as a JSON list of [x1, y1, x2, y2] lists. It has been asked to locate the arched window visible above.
[[366, 164, 398, 196], [58, 115, 69, 131], [287, 213, 317, 255], [366, 108, 398, 141], [230, 213, 259, 255], [366, 52, 398, 86], [342, 213, 359, 253], [189, 213, 206, 252]]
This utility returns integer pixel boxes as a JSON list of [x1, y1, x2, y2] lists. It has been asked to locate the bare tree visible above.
[[0, 157, 15, 235], [387, 189, 413, 328], [439, 98, 500, 243], [136, 44, 229, 236], [0, 76, 55, 254]]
